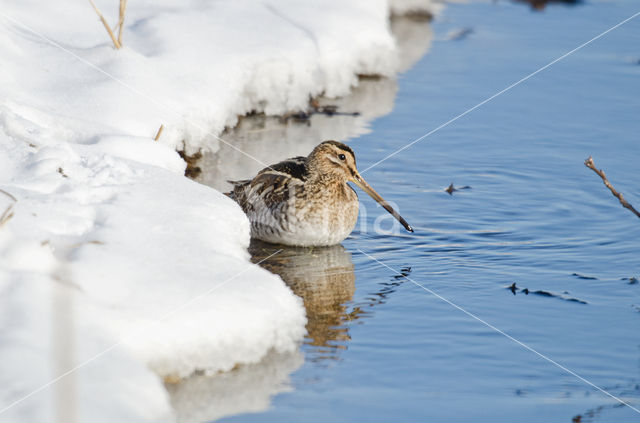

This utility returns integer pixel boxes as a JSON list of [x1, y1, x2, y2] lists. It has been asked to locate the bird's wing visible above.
[[231, 156, 307, 212], [263, 156, 307, 182]]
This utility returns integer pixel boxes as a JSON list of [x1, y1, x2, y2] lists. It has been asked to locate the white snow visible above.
[[0, 0, 440, 421], [0, 134, 306, 422]]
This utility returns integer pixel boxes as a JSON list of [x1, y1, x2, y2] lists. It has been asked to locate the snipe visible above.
[[227, 140, 413, 246]]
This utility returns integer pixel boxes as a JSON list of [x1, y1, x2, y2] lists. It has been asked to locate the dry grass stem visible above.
[[0, 206, 14, 228], [154, 124, 164, 141], [117, 0, 128, 46], [88, 0, 122, 49], [0, 189, 17, 229], [0, 189, 17, 203], [585, 156, 640, 219]]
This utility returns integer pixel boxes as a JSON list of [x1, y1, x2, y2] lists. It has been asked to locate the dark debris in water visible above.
[[572, 273, 598, 280], [446, 27, 473, 41], [507, 282, 588, 304], [281, 99, 360, 124], [396, 10, 434, 22], [513, 0, 582, 11], [571, 274, 638, 285], [445, 183, 471, 195], [573, 400, 630, 423]]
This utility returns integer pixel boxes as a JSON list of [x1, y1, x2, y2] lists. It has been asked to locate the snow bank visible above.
[[0, 129, 306, 422], [0, 0, 440, 421], [1, 0, 401, 155]]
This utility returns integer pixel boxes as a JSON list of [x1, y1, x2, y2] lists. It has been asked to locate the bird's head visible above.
[[307, 140, 413, 233]]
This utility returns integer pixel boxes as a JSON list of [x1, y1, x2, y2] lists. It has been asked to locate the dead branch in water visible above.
[[0, 189, 17, 229], [88, 0, 127, 49], [154, 124, 164, 141], [585, 156, 640, 219]]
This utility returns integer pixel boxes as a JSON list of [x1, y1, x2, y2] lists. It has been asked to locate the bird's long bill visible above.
[[352, 173, 414, 233]]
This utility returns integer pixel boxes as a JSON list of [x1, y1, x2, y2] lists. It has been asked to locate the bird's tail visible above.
[[225, 179, 251, 200]]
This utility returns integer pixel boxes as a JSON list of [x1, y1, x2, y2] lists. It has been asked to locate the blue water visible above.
[[206, 1, 640, 422]]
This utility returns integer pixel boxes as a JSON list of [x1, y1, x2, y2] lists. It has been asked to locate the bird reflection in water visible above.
[[249, 240, 412, 360], [250, 240, 357, 358]]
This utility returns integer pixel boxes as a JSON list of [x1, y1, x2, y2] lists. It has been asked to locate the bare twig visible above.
[[154, 124, 164, 141], [88, 0, 121, 49], [585, 156, 640, 219], [0, 189, 17, 229], [117, 0, 128, 46]]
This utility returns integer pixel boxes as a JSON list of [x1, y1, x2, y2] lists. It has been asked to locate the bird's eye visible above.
[[338, 154, 346, 161]]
